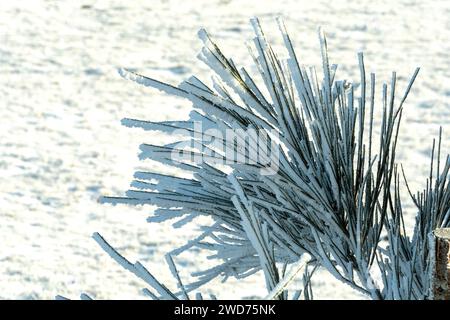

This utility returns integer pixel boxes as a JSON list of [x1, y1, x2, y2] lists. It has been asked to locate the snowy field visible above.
[[0, 0, 449, 299]]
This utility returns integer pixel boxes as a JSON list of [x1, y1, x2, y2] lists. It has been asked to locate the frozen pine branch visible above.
[[85, 17, 449, 300]]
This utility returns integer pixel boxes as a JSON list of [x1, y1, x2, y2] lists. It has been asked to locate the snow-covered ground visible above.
[[0, 0, 448, 299]]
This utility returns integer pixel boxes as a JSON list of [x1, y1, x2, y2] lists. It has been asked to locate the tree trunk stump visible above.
[[432, 228, 450, 300]]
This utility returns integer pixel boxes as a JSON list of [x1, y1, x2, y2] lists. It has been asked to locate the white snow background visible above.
[[0, 0, 448, 299]]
